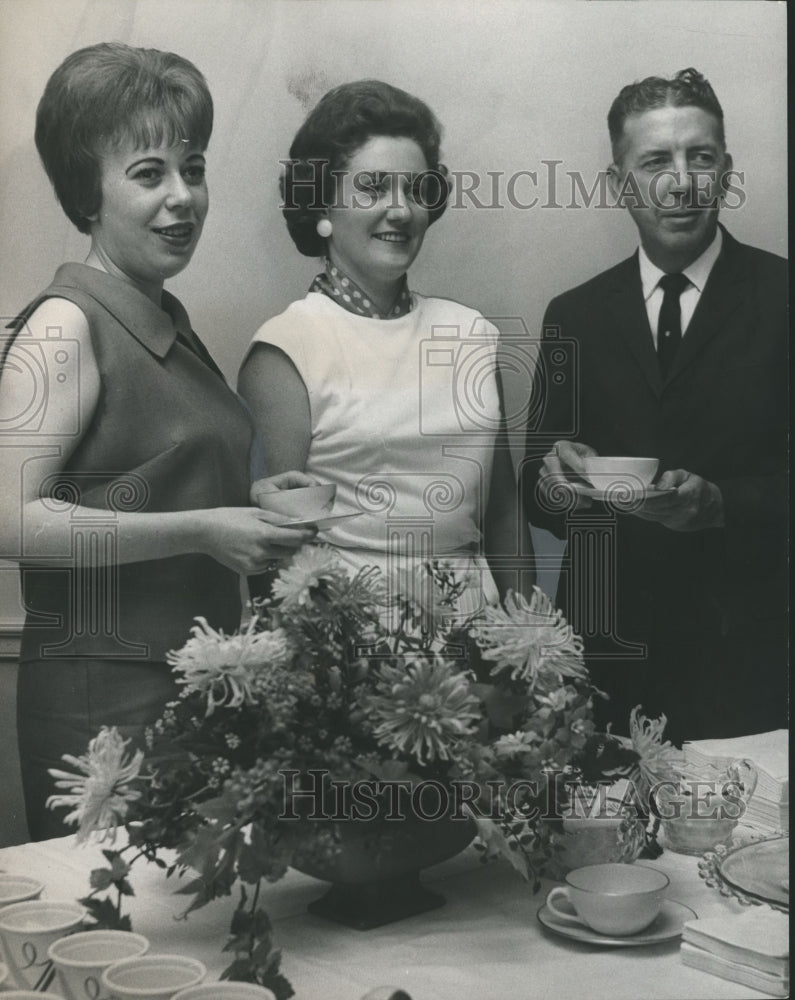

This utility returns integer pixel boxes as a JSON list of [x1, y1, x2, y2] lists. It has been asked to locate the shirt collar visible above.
[[638, 227, 723, 302], [309, 258, 412, 319], [51, 262, 190, 358]]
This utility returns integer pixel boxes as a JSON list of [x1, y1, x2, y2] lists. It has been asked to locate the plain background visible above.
[[0, 0, 787, 845]]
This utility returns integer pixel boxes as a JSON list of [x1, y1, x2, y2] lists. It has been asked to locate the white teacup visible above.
[[173, 984, 277, 999], [49, 929, 149, 1000], [582, 456, 659, 489], [0, 899, 84, 990], [101, 953, 206, 1000], [0, 874, 43, 909], [252, 482, 336, 522], [546, 862, 669, 936]]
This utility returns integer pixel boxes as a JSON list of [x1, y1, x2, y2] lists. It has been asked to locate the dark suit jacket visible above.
[[522, 227, 788, 738]]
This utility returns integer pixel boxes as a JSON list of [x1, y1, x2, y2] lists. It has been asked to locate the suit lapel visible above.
[[667, 227, 745, 381], [604, 254, 663, 396]]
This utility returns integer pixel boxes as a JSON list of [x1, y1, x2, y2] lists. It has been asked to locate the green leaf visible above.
[[78, 896, 131, 931], [472, 683, 528, 729], [89, 867, 116, 891]]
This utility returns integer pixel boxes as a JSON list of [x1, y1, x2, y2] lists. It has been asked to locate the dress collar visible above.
[[639, 227, 723, 301], [309, 258, 412, 319], [50, 262, 191, 359]]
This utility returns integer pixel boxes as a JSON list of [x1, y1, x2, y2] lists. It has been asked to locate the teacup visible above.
[[0, 899, 84, 990], [101, 953, 206, 1000], [582, 456, 659, 489], [546, 862, 669, 936], [0, 874, 43, 909], [49, 929, 149, 1000], [173, 984, 277, 999], [252, 482, 336, 522]]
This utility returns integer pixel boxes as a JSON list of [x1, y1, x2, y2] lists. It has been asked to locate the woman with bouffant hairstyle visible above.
[[240, 80, 532, 619], [0, 42, 312, 840]]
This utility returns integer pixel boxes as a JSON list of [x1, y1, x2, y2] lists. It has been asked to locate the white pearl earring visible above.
[[316, 218, 333, 238]]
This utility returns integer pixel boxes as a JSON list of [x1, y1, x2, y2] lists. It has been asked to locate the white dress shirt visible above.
[[639, 228, 723, 348]]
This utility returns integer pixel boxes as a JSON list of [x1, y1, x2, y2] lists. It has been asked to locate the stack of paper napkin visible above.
[[681, 909, 789, 997], [683, 730, 788, 832]]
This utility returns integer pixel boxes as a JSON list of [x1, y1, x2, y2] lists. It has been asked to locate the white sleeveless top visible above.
[[248, 291, 501, 612]]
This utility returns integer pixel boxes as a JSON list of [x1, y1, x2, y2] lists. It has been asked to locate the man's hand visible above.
[[635, 469, 724, 531], [537, 440, 599, 511]]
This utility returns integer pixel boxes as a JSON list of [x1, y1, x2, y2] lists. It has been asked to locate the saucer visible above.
[[537, 896, 697, 946], [572, 483, 677, 502], [277, 511, 363, 530]]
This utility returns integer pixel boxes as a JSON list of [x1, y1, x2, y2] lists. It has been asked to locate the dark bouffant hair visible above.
[[35, 42, 213, 233], [281, 79, 450, 257], [608, 68, 725, 160]]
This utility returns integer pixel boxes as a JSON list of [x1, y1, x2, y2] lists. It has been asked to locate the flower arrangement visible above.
[[48, 547, 602, 996]]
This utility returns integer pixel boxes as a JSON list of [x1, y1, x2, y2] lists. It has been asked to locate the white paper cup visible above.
[[173, 984, 277, 999], [0, 899, 84, 990], [3, 992, 66, 999], [0, 875, 44, 909], [49, 929, 150, 1000], [101, 953, 206, 999]]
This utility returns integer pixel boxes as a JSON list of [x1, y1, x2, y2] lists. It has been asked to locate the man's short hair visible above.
[[608, 68, 725, 160]]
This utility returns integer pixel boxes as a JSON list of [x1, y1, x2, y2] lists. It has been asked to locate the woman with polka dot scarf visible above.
[[239, 80, 533, 616]]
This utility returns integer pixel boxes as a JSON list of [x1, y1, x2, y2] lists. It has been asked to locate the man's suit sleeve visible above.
[[521, 295, 577, 540]]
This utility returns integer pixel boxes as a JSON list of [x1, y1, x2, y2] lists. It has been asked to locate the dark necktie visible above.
[[657, 273, 690, 378]]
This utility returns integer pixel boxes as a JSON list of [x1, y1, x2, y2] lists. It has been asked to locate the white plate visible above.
[[277, 511, 364, 530], [537, 896, 697, 946], [572, 483, 677, 501]]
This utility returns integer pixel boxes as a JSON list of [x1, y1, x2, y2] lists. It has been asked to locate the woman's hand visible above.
[[196, 507, 315, 575], [249, 470, 317, 506]]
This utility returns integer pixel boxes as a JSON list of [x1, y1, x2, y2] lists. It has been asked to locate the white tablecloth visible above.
[[0, 832, 781, 1000]]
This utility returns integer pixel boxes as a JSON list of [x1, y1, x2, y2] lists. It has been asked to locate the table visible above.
[[0, 832, 781, 1000]]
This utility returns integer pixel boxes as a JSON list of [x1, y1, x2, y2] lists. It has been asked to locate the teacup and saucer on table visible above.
[[537, 862, 697, 947]]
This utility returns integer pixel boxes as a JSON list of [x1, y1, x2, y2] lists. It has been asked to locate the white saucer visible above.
[[278, 511, 364, 530], [537, 896, 697, 946], [572, 483, 677, 501]]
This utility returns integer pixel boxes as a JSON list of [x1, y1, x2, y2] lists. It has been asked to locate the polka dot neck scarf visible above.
[[309, 259, 412, 319]]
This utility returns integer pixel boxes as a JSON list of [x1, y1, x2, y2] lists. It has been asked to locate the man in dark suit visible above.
[[523, 69, 787, 745]]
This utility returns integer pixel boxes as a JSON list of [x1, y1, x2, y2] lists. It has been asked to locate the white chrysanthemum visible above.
[[47, 726, 143, 843], [471, 587, 587, 689], [628, 706, 686, 796], [365, 656, 481, 764], [167, 617, 289, 714], [493, 729, 543, 759], [270, 546, 341, 609]]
